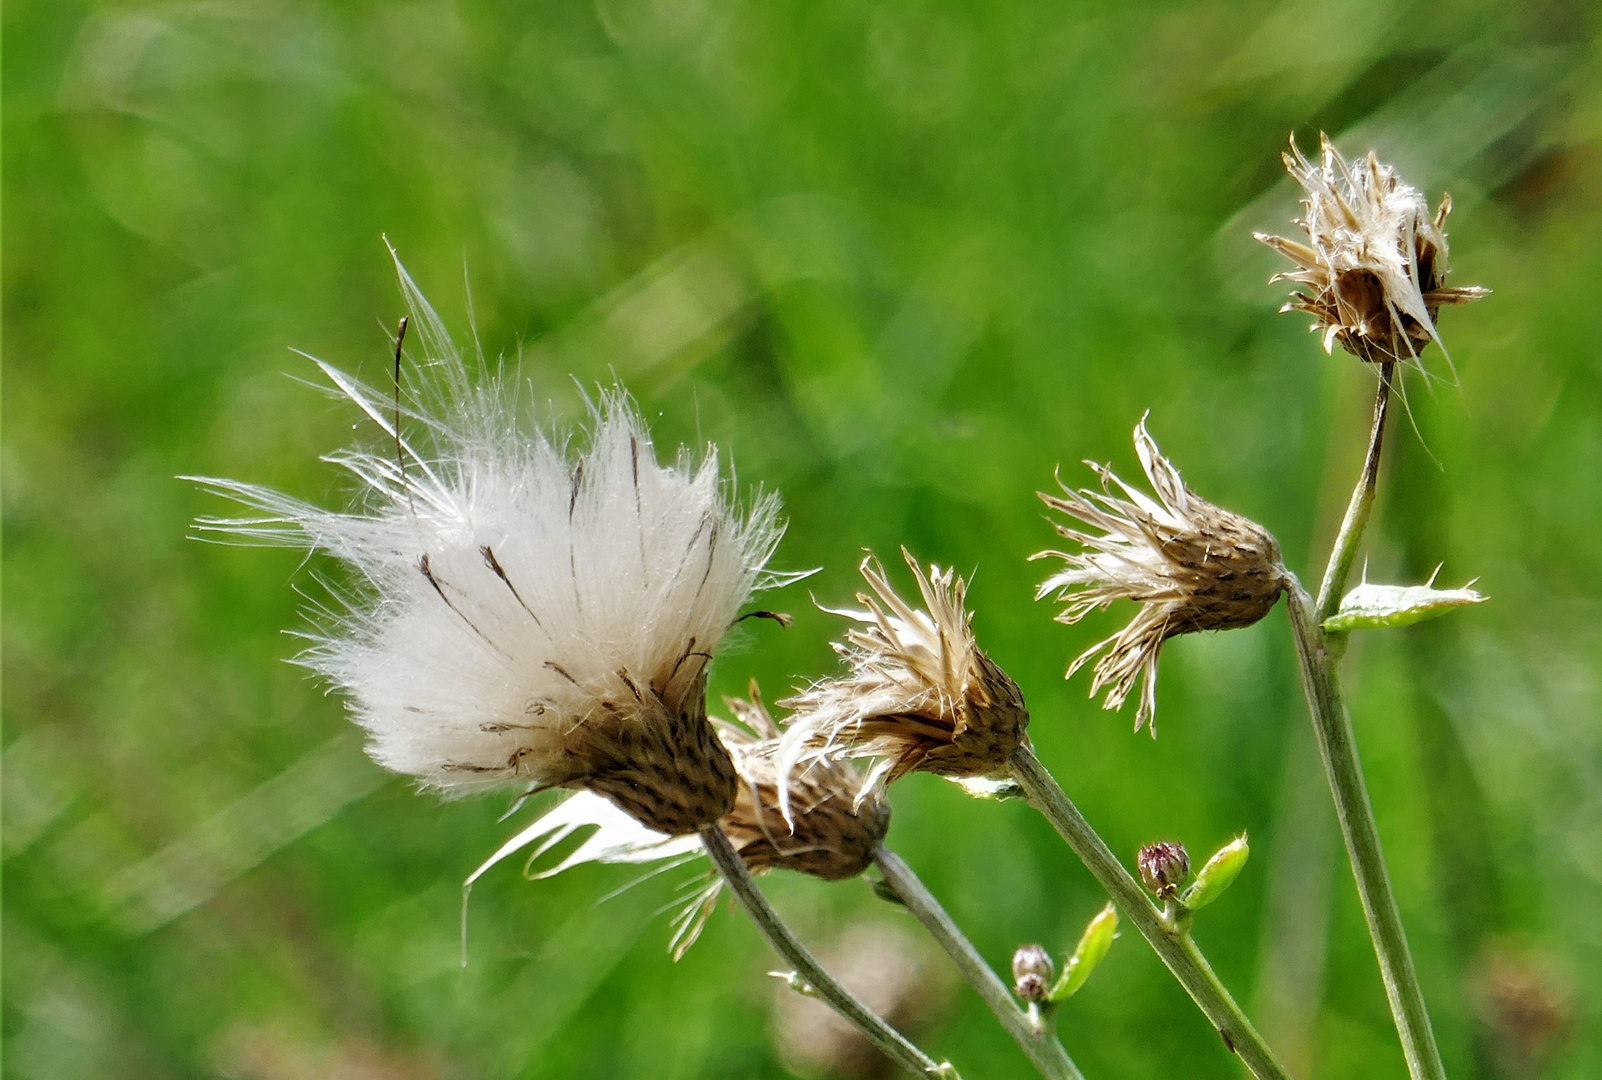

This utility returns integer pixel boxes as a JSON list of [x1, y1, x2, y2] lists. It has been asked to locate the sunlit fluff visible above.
[[777, 550, 1028, 812], [470, 686, 888, 959], [192, 261, 786, 836], [1255, 133, 1488, 367], [1035, 418, 1287, 735]]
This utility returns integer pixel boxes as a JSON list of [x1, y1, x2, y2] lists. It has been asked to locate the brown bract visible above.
[[1255, 133, 1488, 366], [717, 686, 890, 882], [1035, 418, 1288, 734], [777, 550, 1029, 804]]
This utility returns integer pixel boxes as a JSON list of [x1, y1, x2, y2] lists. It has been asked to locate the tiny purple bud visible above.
[[1138, 841, 1191, 899]]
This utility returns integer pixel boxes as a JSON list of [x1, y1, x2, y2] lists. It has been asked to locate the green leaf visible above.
[[1323, 581, 1486, 632], [1182, 836, 1249, 911], [1047, 903, 1117, 1001]]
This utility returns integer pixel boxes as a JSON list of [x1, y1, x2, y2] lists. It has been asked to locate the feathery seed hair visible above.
[[191, 256, 786, 837], [1255, 133, 1488, 368], [777, 549, 1028, 810], [1034, 417, 1288, 734]]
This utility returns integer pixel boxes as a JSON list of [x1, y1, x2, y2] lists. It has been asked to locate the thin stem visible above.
[[699, 827, 957, 1079], [875, 848, 1085, 1080], [1292, 364, 1449, 1080], [1316, 364, 1393, 622], [1289, 586, 1448, 1080], [1009, 745, 1293, 1080]]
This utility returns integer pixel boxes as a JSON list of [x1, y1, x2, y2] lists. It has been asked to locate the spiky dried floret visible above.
[[717, 686, 890, 882], [191, 255, 787, 836], [1256, 133, 1488, 367], [777, 550, 1028, 808], [1035, 417, 1287, 734]]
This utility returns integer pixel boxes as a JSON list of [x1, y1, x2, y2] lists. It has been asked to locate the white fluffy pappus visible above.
[[191, 258, 792, 834]]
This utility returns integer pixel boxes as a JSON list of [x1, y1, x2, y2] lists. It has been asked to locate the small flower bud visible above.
[[1183, 835, 1249, 911], [1012, 943, 1055, 1003], [1138, 841, 1191, 899], [1050, 903, 1118, 1001]]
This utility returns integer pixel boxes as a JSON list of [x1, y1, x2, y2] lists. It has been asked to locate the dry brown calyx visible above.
[[549, 663, 740, 838], [776, 550, 1029, 809], [1035, 417, 1289, 734], [1255, 132, 1488, 367]]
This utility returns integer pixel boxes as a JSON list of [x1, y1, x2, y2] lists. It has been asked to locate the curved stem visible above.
[[1289, 587, 1448, 1080], [699, 827, 958, 1079], [1316, 364, 1393, 621], [1009, 746, 1293, 1080], [875, 848, 1084, 1080]]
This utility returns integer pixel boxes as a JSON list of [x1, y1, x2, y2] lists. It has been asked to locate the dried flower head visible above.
[[1011, 944, 1055, 1004], [777, 550, 1029, 810], [1137, 841, 1191, 899], [192, 259, 787, 837], [1256, 133, 1488, 367], [1035, 417, 1288, 734], [718, 686, 891, 882], [470, 684, 889, 958]]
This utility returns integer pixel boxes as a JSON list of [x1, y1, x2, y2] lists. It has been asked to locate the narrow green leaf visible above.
[[1323, 581, 1486, 632], [1047, 903, 1117, 1001], [1182, 835, 1249, 911]]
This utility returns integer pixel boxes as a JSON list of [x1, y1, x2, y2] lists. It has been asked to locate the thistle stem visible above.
[[874, 847, 1085, 1080], [699, 827, 958, 1079], [1287, 365, 1449, 1080], [1316, 364, 1393, 621], [1009, 746, 1292, 1080]]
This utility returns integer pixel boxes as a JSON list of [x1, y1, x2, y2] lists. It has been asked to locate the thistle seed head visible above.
[[777, 549, 1029, 814], [1011, 943, 1056, 1003], [191, 256, 791, 837], [1035, 417, 1288, 734], [1256, 133, 1488, 368], [1137, 841, 1191, 899]]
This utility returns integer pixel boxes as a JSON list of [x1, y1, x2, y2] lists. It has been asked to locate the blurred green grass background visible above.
[[4, 1, 1600, 1078]]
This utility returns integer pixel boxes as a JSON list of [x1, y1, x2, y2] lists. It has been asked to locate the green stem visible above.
[[1289, 587, 1448, 1080], [699, 827, 958, 1079], [1316, 364, 1393, 622], [1291, 364, 1449, 1080], [875, 848, 1085, 1080], [1008, 746, 1293, 1080]]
